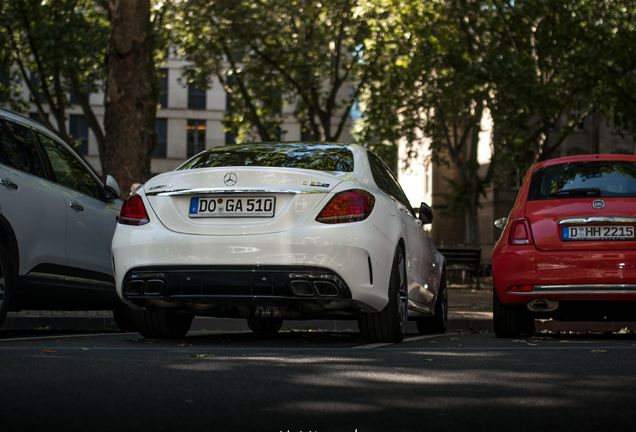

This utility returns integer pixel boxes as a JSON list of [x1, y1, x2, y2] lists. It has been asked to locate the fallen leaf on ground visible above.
[[177, 343, 186, 347], [81, 348, 89, 351], [41, 349, 56, 354], [526, 343, 539, 346]]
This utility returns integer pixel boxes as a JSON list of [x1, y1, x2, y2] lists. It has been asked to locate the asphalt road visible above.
[[2, 328, 636, 432]]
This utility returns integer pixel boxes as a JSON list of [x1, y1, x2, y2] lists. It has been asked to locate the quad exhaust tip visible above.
[[290, 280, 339, 297], [527, 298, 559, 313]]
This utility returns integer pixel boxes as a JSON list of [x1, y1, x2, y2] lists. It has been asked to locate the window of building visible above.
[[188, 82, 206, 110], [613, 111, 633, 134], [70, 92, 89, 105], [225, 130, 236, 145], [69, 115, 89, 155], [153, 118, 167, 158], [300, 127, 313, 141], [570, 101, 587, 132], [157, 68, 168, 108], [187, 120, 206, 157], [29, 112, 48, 125], [424, 162, 432, 195], [0, 72, 9, 102], [29, 71, 45, 103]]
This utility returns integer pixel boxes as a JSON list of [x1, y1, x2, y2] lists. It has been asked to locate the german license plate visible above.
[[189, 196, 275, 218], [562, 225, 635, 241]]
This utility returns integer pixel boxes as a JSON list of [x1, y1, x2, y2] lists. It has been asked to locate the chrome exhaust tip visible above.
[[527, 299, 559, 313]]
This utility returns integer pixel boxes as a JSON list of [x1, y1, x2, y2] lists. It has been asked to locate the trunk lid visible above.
[[143, 167, 343, 235], [527, 198, 636, 251]]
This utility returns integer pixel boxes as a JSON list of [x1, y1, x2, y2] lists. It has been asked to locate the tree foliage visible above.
[[176, 0, 390, 143], [360, 0, 636, 244], [0, 0, 108, 152]]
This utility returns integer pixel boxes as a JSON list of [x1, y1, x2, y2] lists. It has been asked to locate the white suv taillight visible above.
[[508, 218, 533, 245], [119, 194, 150, 226], [315, 189, 375, 224]]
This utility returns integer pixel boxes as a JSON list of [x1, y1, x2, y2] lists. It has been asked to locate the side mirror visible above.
[[494, 216, 508, 230], [103, 175, 121, 201], [418, 202, 434, 224]]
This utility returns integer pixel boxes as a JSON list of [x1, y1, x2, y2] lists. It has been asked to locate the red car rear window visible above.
[[528, 161, 636, 201]]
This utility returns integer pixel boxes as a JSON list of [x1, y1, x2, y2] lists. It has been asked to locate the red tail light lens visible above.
[[119, 194, 150, 226], [316, 189, 375, 224], [508, 218, 533, 245]]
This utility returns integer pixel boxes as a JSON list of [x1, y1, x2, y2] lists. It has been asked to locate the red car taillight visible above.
[[315, 189, 375, 224], [508, 218, 533, 245], [119, 194, 150, 226]]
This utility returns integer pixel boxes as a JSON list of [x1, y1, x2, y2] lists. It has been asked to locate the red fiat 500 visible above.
[[492, 154, 636, 337]]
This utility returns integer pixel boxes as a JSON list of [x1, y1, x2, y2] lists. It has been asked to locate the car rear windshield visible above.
[[528, 160, 636, 200], [177, 143, 354, 173]]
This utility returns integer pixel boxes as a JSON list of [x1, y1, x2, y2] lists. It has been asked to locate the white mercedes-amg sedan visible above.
[[111, 142, 446, 342]]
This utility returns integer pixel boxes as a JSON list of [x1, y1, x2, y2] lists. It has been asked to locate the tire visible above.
[[0, 242, 15, 328], [246, 317, 283, 334], [416, 272, 448, 335], [130, 308, 194, 339], [358, 245, 408, 343], [493, 291, 535, 337], [112, 304, 138, 332]]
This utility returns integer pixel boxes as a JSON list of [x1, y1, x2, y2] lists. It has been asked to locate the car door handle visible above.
[[70, 202, 84, 212], [0, 178, 18, 190]]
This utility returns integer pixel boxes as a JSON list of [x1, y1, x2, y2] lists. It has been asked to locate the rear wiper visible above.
[[548, 188, 601, 198]]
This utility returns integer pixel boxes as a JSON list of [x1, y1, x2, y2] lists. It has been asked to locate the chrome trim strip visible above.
[[27, 272, 115, 287], [149, 187, 329, 196], [510, 283, 636, 295], [558, 217, 636, 225]]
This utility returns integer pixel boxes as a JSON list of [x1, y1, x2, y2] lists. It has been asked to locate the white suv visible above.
[[0, 108, 123, 327]]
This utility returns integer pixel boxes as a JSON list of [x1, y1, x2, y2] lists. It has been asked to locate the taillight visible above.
[[315, 189, 375, 224], [508, 218, 533, 245], [119, 194, 150, 226]]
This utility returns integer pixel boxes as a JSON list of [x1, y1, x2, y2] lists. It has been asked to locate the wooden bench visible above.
[[437, 248, 482, 288]]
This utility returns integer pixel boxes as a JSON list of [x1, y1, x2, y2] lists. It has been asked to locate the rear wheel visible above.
[[130, 308, 194, 339], [112, 304, 138, 332], [416, 272, 448, 334], [358, 245, 408, 343], [0, 242, 15, 328], [247, 317, 283, 334], [493, 291, 535, 337]]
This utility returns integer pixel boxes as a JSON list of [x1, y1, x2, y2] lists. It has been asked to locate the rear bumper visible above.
[[112, 218, 396, 312], [493, 245, 636, 305], [121, 265, 357, 318]]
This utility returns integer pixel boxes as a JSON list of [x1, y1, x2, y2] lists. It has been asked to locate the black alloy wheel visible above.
[[416, 272, 448, 334], [358, 245, 408, 343], [130, 307, 194, 339]]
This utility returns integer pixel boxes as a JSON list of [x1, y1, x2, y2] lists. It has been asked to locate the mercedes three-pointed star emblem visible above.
[[224, 172, 238, 186]]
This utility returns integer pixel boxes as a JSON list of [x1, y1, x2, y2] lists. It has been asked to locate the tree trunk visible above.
[[102, 0, 157, 198]]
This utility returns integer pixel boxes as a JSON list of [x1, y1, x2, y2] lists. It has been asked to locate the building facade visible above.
[[6, 55, 354, 177]]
